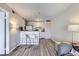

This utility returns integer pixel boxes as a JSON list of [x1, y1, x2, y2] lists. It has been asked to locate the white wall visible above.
[[0, 4, 24, 53], [51, 4, 79, 43]]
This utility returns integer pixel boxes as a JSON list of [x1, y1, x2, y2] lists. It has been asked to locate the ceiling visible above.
[[7, 3, 72, 20]]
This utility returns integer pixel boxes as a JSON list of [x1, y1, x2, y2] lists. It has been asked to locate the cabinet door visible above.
[[0, 11, 5, 54]]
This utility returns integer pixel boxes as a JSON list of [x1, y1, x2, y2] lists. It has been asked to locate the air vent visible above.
[[46, 20, 51, 22], [12, 10, 15, 14]]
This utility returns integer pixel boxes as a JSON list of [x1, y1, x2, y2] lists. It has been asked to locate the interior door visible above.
[[0, 11, 5, 54]]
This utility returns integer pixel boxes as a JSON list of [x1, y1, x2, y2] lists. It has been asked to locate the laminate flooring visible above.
[[9, 39, 57, 56]]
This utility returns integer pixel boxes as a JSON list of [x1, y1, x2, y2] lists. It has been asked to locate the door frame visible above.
[[0, 7, 9, 55]]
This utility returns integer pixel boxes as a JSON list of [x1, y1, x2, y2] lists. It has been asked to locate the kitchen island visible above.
[[20, 31, 40, 45]]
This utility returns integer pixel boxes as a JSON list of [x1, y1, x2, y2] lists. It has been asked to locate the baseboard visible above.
[[8, 45, 20, 55]]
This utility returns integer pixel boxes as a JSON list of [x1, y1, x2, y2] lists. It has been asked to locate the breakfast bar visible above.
[[20, 31, 40, 45]]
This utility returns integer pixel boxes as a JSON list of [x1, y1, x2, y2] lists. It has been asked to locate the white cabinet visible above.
[[20, 31, 39, 45]]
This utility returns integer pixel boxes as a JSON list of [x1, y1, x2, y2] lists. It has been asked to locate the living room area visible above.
[[1, 3, 79, 56]]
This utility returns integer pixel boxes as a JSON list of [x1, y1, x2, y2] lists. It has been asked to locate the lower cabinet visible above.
[[20, 31, 40, 45]]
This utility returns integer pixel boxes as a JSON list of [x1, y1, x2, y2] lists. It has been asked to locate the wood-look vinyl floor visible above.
[[9, 39, 57, 56]]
